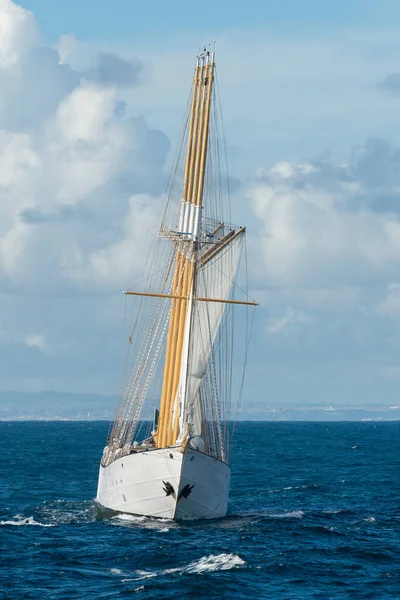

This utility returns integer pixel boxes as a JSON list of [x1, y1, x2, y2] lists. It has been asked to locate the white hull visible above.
[[96, 446, 231, 520]]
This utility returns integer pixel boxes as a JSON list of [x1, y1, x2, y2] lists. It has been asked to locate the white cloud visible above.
[[113, 24, 400, 182], [25, 332, 48, 353], [73, 193, 162, 288], [2, 0, 400, 401], [0, 1, 171, 392], [377, 283, 400, 315], [0, 10, 169, 293], [249, 139, 400, 298], [267, 308, 313, 334], [58, 35, 77, 66], [55, 83, 117, 145], [0, 0, 38, 70], [0, 81, 167, 291]]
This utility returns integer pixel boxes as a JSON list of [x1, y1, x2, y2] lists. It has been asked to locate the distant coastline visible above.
[[0, 391, 399, 422]]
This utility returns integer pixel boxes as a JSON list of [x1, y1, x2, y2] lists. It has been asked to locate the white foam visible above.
[[268, 510, 304, 519], [163, 553, 245, 575], [127, 553, 245, 582], [36, 499, 97, 525], [111, 513, 174, 531], [184, 553, 245, 573], [364, 516, 376, 523], [120, 580, 145, 591], [269, 484, 310, 493], [113, 514, 147, 523], [133, 570, 157, 581], [0, 516, 54, 527], [110, 568, 123, 575]]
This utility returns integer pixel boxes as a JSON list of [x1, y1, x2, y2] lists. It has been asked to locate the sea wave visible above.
[[111, 513, 174, 530], [268, 484, 319, 494], [35, 499, 98, 525], [183, 553, 245, 573], [265, 510, 304, 519], [163, 553, 245, 575], [0, 515, 54, 527], [112, 514, 147, 523], [321, 508, 353, 515], [131, 570, 158, 581], [121, 553, 245, 582], [364, 516, 376, 523], [2, 421, 399, 599]]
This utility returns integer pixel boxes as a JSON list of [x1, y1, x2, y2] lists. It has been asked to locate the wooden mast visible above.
[[157, 51, 215, 447]]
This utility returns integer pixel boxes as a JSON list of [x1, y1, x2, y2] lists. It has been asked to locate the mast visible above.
[[104, 50, 257, 469], [157, 51, 215, 447]]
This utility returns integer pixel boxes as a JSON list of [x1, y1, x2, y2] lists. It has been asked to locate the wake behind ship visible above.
[[96, 49, 257, 520]]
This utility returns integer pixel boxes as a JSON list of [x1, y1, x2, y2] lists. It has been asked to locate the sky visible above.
[[2, 0, 400, 407]]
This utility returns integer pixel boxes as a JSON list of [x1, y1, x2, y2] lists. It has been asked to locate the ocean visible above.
[[1, 421, 399, 599]]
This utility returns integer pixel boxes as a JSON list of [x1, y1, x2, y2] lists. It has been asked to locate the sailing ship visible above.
[[96, 49, 257, 520]]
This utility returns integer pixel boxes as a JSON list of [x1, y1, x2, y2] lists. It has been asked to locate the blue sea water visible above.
[[1, 421, 399, 599]]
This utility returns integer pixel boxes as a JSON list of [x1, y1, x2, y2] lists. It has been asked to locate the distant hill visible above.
[[0, 391, 399, 421], [0, 391, 115, 420]]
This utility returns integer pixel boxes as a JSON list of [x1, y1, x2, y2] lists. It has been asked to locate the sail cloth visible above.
[[181, 229, 245, 436]]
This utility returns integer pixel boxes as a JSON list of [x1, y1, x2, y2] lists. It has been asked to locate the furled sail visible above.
[[182, 230, 245, 437]]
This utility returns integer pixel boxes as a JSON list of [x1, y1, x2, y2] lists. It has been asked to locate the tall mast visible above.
[[157, 51, 215, 447]]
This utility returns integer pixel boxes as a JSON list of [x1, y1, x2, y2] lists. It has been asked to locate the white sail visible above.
[[182, 230, 245, 437]]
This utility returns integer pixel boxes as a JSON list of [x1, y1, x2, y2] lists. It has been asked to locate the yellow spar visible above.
[[157, 54, 214, 448]]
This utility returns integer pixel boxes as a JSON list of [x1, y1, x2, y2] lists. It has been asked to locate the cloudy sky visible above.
[[2, 0, 400, 407]]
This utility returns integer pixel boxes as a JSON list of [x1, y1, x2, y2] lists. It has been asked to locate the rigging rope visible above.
[[106, 61, 255, 466]]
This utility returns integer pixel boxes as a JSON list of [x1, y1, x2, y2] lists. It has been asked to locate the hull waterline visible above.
[[96, 446, 231, 520]]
